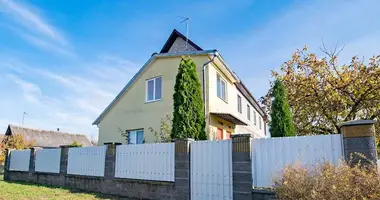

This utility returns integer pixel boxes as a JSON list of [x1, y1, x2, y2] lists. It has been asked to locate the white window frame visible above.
[[217, 74, 227, 102], [259, 116, 262, 129], [247, 104, 251, 120], [237, 95, 242, 113], [146, 76, 162, 102], [127, 129, 144, 144], [254, 110, 257, 125]]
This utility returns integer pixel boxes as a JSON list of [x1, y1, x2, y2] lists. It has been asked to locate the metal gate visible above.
[[190, 140, 233, 200]]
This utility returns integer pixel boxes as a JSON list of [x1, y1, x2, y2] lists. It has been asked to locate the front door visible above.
[[225, 131, 231, 139], [217, 128, 223, 140]]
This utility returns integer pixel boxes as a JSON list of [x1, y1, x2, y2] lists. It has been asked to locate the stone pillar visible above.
[[104, 142, 122, 180], [29, 147, 41, 173], [59, 145, 70, 175], [4, 149, 12, 181], [174, 138, 193, 200], [231, 134, 252, 200], [340, 120, 377, 166]]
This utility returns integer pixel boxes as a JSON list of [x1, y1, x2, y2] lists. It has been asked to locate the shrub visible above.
[[69, 141, 83, 147], [149, 114, 172, 143], [274, 161, 380, 200], [0, 134, 35, 165]]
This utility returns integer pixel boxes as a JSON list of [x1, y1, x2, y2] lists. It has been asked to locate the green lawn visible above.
[[0, 175, 132, 200]]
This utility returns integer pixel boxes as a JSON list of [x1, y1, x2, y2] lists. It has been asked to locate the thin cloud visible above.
[[217, 0, 380, 98], [0, 55, 138, 140], [0, 0, 67, 46], [7, 74, 42, 104]]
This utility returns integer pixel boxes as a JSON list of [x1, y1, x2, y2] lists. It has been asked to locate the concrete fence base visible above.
[[4, 120, 377, 200], [4, 141, 189, 200]]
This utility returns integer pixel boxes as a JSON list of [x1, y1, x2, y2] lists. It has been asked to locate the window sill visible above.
[[217, 96, 228, 104], [145, 99, 162, 104]]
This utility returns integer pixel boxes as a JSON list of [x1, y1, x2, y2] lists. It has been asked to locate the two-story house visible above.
[[93, 29, 267, 145]]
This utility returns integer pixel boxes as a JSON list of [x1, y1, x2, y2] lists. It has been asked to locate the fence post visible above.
[[104, 142, 122, 180], [29, 147, 41, 173], [340, 120, 377, 166], [59, 145, 70, 176], [174, 138, 193, 200], [231, 133, 253, 200], [4, 149, 12, 181]]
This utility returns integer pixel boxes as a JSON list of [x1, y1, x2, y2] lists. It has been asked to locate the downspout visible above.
[[202, 50, 217, 117]]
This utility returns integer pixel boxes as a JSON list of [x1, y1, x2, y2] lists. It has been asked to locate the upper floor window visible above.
[[146, 76, 162, 102], [128, 129, 144, 144], [259, 116, 262, 129], [254, 111, 257, 125], [217, 74, 227, 102], [237, 95, 242, 113], [247, 105, 251, 120]]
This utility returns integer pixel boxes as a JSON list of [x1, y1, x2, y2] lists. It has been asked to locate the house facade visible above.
[[94, 29, 267, 145]]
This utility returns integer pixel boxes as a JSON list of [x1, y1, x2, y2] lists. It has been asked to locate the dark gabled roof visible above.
[[5, 124, 92, 147], [160, 29, 203, 53], [235, 82, 267, 120]]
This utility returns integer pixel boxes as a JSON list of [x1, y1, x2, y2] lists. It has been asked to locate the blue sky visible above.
[[1, 0, 380, 140]]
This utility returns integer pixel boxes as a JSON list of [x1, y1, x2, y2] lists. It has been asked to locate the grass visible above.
[[0, 174, 133, 200]]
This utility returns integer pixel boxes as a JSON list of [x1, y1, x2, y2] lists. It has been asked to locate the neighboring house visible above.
[[94, 29, 268, 145], [4, 124, 92, 148]]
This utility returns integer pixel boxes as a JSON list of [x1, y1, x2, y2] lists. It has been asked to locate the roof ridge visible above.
[[9, 124, 88, 137]]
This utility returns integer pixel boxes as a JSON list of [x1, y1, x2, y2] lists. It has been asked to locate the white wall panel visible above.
[[35, 148, 61, 173], [191, 140, 233, 200], [115, 143, 175, 182], [252, 134, 343, 187], [9, 149, 31, 172], [67, 146, 106, 177]]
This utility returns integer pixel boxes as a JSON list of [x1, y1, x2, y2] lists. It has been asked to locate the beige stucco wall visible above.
[[97, 54, 267, 145], [207, 63, 266, 138], [97, 55, 209, 145]]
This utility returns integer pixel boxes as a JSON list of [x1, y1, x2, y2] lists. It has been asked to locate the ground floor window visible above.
[[127, 129, 144, 144]]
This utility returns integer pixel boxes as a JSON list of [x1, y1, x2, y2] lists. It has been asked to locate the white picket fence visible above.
[[252, 134, 343, 187], [190, 140, 233, 200], [115, 143, 175, 182], [9, 149, 31, 172], [35, 148, 61, 173], [67, 146, 107, 177]]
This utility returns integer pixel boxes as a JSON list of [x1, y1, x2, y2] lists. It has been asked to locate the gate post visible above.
[[59, 145, 70, 176], [340, 120, 377, 166], [4, 149, 12, 181], [231, 134, 252, 200], [174, 138, 193, 200], [104, 142, 122, 180]]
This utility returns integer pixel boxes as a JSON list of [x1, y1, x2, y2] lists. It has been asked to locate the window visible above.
[[254, 111, 257, 125], [146, 77, 162, 102], [217, 74, 227, 101], [237, 95, 242, 113], [247, 105, 251, 120], [127, 129, 144, 144], [259, 116, 262, 129]]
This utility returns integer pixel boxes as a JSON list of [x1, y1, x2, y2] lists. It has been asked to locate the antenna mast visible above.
[[178, 16, 190, 48], [22, 112, 28, 127]]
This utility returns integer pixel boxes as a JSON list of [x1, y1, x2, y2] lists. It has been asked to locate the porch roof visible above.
[[210, 112, 247, 126]]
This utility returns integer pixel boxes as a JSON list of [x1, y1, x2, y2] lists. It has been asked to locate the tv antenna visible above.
[[22, 112, 28, 127], [177, 16, 190, 48]]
